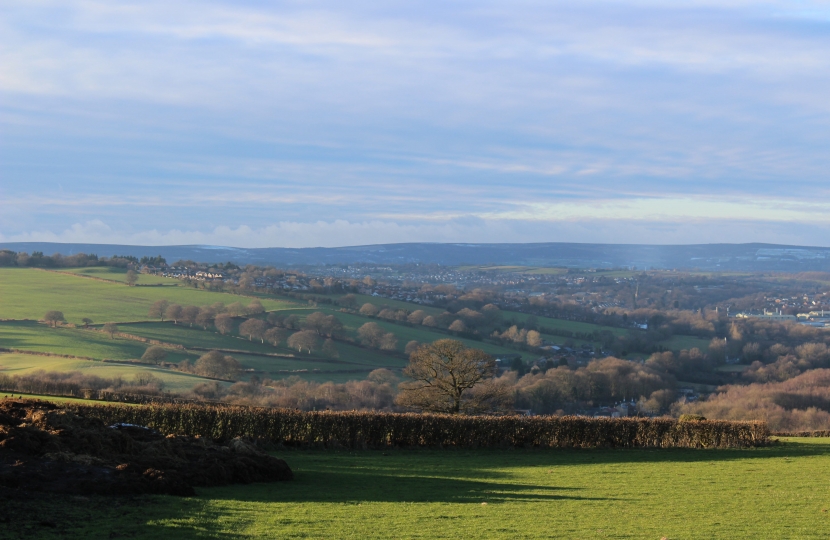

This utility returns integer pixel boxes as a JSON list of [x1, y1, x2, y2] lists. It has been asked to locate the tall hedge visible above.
[[72, 403, 768, 449]]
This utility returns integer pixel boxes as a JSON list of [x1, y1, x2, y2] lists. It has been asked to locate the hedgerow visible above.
[[72, 403, 768, 449]]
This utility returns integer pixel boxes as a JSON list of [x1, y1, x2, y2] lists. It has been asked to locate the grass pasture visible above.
[[0, 268, 295, 323], [0, 352, 213, 392], [57, 267, 177, 285], [0, 320, 196, 363], [8, 438, 830, 539], [277, 308, 536, 361]]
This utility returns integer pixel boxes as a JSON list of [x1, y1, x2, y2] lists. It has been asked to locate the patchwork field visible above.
[[0, 268, 711, 388], [5, 438, 830, 539]]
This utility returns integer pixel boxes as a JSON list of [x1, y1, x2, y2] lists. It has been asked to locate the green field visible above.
[[277, 308, 535, 362], [7, 438, 830, 539], [662, 334, 712, 352], [117, 321, 408, 373], [0, 268, 295, 323], [0, 392, 129, 405], [0, 320, 196, 363], [58, 267, 179, 285], [0, 352, 213, 392]]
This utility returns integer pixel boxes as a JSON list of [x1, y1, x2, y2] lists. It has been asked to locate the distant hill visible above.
[[2, 241, 830, 271]]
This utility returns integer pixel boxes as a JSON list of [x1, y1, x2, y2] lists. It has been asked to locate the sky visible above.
[[2, 0, 830, 248]]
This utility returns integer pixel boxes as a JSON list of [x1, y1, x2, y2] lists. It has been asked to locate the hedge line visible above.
[[772, 430, 830, 438], [72, 403, 769, 449]]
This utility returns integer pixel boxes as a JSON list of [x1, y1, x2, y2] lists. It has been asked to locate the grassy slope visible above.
[[11, 439, 830, 539], [58, 267, 176, 285], [0, 268, 294, 322], [117, 322, 407, 370], [0, 320, 196, 363], [278, 308, 536, 361], [0, 353, 213, 392]]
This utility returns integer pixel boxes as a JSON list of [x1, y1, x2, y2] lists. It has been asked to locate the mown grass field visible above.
[[0, 268, 295, 322], [7, 438, 830, 539]]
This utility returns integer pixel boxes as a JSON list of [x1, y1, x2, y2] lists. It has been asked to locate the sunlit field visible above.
[[5, 438, 830, 539]]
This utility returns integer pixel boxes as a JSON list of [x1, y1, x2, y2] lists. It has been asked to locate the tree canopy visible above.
[[396, 339, 512, 414]]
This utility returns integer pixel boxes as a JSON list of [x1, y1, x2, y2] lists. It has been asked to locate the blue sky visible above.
[[2, 0, 830, 247]]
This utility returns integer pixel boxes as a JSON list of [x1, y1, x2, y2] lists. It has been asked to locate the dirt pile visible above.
[[0, 399, 292, 496]]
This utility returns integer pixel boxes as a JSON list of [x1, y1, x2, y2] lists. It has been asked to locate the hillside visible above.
[[4, 241, 830, 271]]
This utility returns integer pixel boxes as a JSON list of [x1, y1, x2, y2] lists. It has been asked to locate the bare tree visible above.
[[287, 330, 320, 354], [180, 305, 200, 327], [246, 299, 265, 316], [265, 327, 290, 347], [126, 269, 138, 286], [357, 322, 385, 348], [407, 310, 427, 325], [338, 294, 357, 309], [214, 313, 235, 335], [226, 302, 247, 317], [380, 333, 398, 351], [396, 339, 510, 414], [191, 350, 240, 380], [239, 318, 268, 343], [526, 330, 543, 347], [405, 340, 421, 355], [141, 346, 168, 365], [359, 303, 380, 316], [322, 338, 339, 358], [196, 307, 216, 330], [165, 304, 182, 324], [304, 312, 344, 337], [103, 322, 119, 338], [148, 299, 170, 321], [43, 311, 65, 328], [448, 319, 467, 333]]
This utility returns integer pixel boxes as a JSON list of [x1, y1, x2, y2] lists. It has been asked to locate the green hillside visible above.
[[0, 268, 295, 322]]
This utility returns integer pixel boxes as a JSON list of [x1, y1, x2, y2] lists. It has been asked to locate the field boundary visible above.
[[74, 403, 770, 449]]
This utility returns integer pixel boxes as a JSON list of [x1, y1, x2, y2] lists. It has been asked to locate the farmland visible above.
[[5, 438, 830, 539], [0, 353, 211, 392], [0, 268, 293, 322], [58, 266, 177, 285]]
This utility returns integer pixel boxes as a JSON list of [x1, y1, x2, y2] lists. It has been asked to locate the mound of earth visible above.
[[0, 399, 292, 496]]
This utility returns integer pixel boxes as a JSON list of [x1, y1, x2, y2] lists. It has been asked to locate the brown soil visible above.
[[0, 399, 292, 497]]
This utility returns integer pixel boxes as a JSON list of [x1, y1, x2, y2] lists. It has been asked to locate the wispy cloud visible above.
[[2, 1, 830, 246]]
